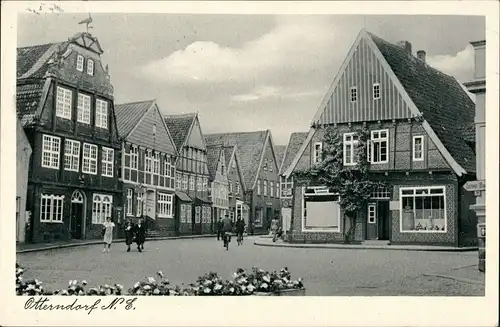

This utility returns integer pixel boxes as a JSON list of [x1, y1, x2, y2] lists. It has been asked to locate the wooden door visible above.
[[377, 201, 391, 240], [71, 203, 84, 239], [366, 203, 378, 240]]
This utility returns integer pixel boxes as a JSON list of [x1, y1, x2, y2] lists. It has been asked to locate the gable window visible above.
[[349, 86, 357, 103], [92, 194, 112, 224], [263, 158, 268, 171], [126, 189, 133, 216], [164, 155, 174, 189], [182, 174, 188, 191], [101, 147, 114, 177], [56, 86, 72, 120], [257, 179, 261, 195], [40, 194, 64, 223], [413, 136, 425, 161], [270, 182, 274, 198], [373, 83, 381, 100], [87, 59, 94, 76], [95, 99, 108, 129], [64, 139, 80, 172], [189, 175, 195, 191], [343, 133, 359, 166], [144, 150, 153, 185], [400, 186, 446, 233], [130, 146, 138, 170], [158, 193, 173, 218], [82, 143, 98, 175], [136, 192, 143, 217], [76, 55, 84, 72], [232, 159, 236, 169], [280, 176, 293, 198], [77, 93, 91, 124], [221, 163, 225, 176], [153, 152, 160, 175], [228, 181, 233, 195], [263, 180, 268, 197], [313, 142, 323, 164], [368, 204, 377, 224], [42, 134, 61, 169], [236, 181, 240, 194], [370, 130, 389, 164]]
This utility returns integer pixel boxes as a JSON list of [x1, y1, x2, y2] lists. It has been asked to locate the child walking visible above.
[[102, 217, 115, 253]]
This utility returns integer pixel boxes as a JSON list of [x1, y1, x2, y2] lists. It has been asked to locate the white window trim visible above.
[[95, 99, 108, 129], [82, 143, 98, 175], [153, 152, 160, 175], [189, 175, 195, 191], [301, 186, 341, 233], [343, 132, 359, 166], [101, 147, 114, 177], [126, 189, 133, 216], [136, 192, 143, 217], [130, 146, 139, 170], [235, 181, 240, 194], [413, 135, 425, 161], [313, 142, 323, 164], [87, 59, 94, 76], [64, 139, 80, 172], [40, 194, 64, 223], [56, 86, 72, 120], [399, 186, 447, 234], [257, 179, 261, 195], [158, 193, 173, 218], [373, 83, 381, 100], [370, 129, 389, 165], [76, 55, 84, 72], [280, 176, 293, 198], [349, 86, 357, 103], [41, 134, 61, 170], [263, 180, 268, 197], [368, 203, 377, 224], [77, 93, 91, 124], [92, 194, 113, 225]]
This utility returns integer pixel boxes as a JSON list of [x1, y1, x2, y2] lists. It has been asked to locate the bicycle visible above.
[[236, 231, 244, 245], [223, 232, 231, 251]]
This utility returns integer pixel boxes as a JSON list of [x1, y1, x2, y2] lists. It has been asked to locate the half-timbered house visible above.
[[206, 144, 229, 232], [223, 144, 249, 226], [283, 29, 477, 247], [164, 113, 211, 235], [16, 32, 122, 243], [115, 100, 178, 237], [205, 130, 280, 234]]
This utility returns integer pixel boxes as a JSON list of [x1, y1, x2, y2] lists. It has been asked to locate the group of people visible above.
[[216, 214, 246, 249], [101, 217, 146, 253]]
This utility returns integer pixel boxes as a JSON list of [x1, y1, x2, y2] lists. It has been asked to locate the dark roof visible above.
[[164, 113, 197, 150], [369, 32, 476, 173], [205, 131, 268, 188], [280, 132, 309, 175], [206, 145, 222, 180], [460, 123, 475, 143], [222, 145, 235, 167], [16, 81, 46, 127], [274, 145, 286, 172], [175, 191, 192, 202], [115, 100, 155, 139], [17, 43, 56, 78]]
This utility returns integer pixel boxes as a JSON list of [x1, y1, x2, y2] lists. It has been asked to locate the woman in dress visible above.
[[124, 219, 135, 252], [102, 217, 115, 253]]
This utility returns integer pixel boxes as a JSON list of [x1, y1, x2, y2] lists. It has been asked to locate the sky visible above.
[[17, 13, 485, 145]]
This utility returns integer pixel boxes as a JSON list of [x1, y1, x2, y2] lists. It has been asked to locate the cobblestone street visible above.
[[16, 237, 484, 296]]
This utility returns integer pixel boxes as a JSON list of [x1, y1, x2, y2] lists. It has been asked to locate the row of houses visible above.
[[15, 32, 282, 243]]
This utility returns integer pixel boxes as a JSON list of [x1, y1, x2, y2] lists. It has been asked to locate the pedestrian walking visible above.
[[124, 219, 135, 252], [216, 217, 224, 240], [235, 215, 245, 245], [221, 214, 233, 250], [270, 217, 279, 242], [102, 217, 115, 253], [135, 218, 146, 252]]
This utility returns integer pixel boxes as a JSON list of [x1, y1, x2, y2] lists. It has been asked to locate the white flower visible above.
[[204, 287, 211, 294], [298, 277, 303, 282], [134, 282, 140, 288], [35, 279, 42, 286], [143, 285, 151, 290], [261, 283, 268, 289], [61, 290, 68, 295], [214, 284, 222, 290], [230, 287, 235, 293], [136, 290, 143, 295], [153, 288, 160, 295], [204, 279, 212, 286], [169, 290, 178, 296], [148, 277, 156, 284], [157, 271, 164, 278], [27, 284, 35, 290], [259, 268, 264, 273], [247, 284, 255, 292], [232, 272, 239, 278], [82, 280, 88, 286], [263, 275, 271, 283], [115, 284, 123, 290], [78, 290, 85, 295], [104, 284, 110, 288]]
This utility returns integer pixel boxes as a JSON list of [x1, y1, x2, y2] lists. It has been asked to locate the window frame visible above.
[[95, 98, 108, 129], [77, 93, 91, 124], [87, 59, 94, 76], [280, 176, 294, 198], [76, 55, 84, 72], [92, 194, 113, 225], [373, 83, 381, 100], [136, 192, 143, 217], [235, 181, 240, 194], [263, 180, 268, 197], [343, 132, 359, 166], [349, 86, 357, 103], [182, 174, 188, 191], [101, 147, 114, 177], [189, 175, 195, 191], [370, 129, 389, 164], [399, 186, 447, 233], [313, 142, 323, 164], [40, 194, 64, 223], [41, 134, 61, 170], [158, 193, 173, 218], [82, 143, 98, 175], [126, 189, 133, 216], [257, 179, 261, 195], [56, 86, 73, 120], [368, 203, 377, 224], [64, 139, 80, 172], [130, 146, 139, 170], [301, 186, 341, 233], [413, 135, 425, 161]]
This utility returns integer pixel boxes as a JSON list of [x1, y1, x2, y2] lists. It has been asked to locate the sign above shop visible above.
[[464, 180, 485, 192]]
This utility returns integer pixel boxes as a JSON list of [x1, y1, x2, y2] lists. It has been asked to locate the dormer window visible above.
[[373, 83, 381, 100], [87, 59, 94, 75], [350, 86, 357, 103], [76, 55, 84, 72]]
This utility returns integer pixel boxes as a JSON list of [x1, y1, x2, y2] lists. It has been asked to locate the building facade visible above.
[[17, 32, 122, 243], [223, 145, 249, 226], [206, 145, 229, 231], [283, 29, 477, 246], [205, 130, 281, 234], [164, 113, 211, 235], [16, 118, 33, 243], [115, 100, 178, 237]]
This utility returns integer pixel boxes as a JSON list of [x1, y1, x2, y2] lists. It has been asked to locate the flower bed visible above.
[[16, 263, 304, 296]]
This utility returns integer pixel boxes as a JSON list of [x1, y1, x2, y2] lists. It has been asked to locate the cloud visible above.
[[427, 44, 474, 82]]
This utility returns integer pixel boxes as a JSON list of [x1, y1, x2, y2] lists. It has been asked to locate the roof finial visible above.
[[78, 13, 93, 33]]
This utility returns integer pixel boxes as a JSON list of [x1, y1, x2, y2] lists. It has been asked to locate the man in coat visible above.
[[124, 218, 135, 252], [216, 217, 224, 241], [134, 218, 146, 252]]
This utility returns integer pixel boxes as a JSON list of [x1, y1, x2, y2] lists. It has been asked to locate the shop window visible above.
[[400, 186, 446, 232], [302, 187, 340, 232]]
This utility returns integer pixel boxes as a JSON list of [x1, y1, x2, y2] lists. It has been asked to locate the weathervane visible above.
[[78, 13, 93, 33]]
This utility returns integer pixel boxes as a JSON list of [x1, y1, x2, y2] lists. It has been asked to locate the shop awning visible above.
[[175, 191, 192, 202], [194, 196, 212, 205]]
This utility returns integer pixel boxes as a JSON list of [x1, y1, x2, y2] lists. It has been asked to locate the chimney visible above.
[[397, 40, 412, 55], [417, 50, 426, 63]]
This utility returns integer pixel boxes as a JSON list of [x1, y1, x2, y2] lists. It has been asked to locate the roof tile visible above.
[[206, 145, 223, 179], [164, 114, 197, 150], [16, 82, 45, 126], [115, 100, 155, 139], [280, 132, 309, 175]]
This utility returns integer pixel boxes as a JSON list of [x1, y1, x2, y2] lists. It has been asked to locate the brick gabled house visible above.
[[222, 144, 249, 226], [115, 99, 178, 237], [206, 144, 229, 232], [17, 32, 122, 243], [205, 130, 280, 234], [283, 29, 477, 246], [164, 113, 211, 235]]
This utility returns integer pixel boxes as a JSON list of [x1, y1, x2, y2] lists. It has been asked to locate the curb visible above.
[[16, 234, 217, 254], [422, 273, 484, 285], [253, 240, 478, 252]]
